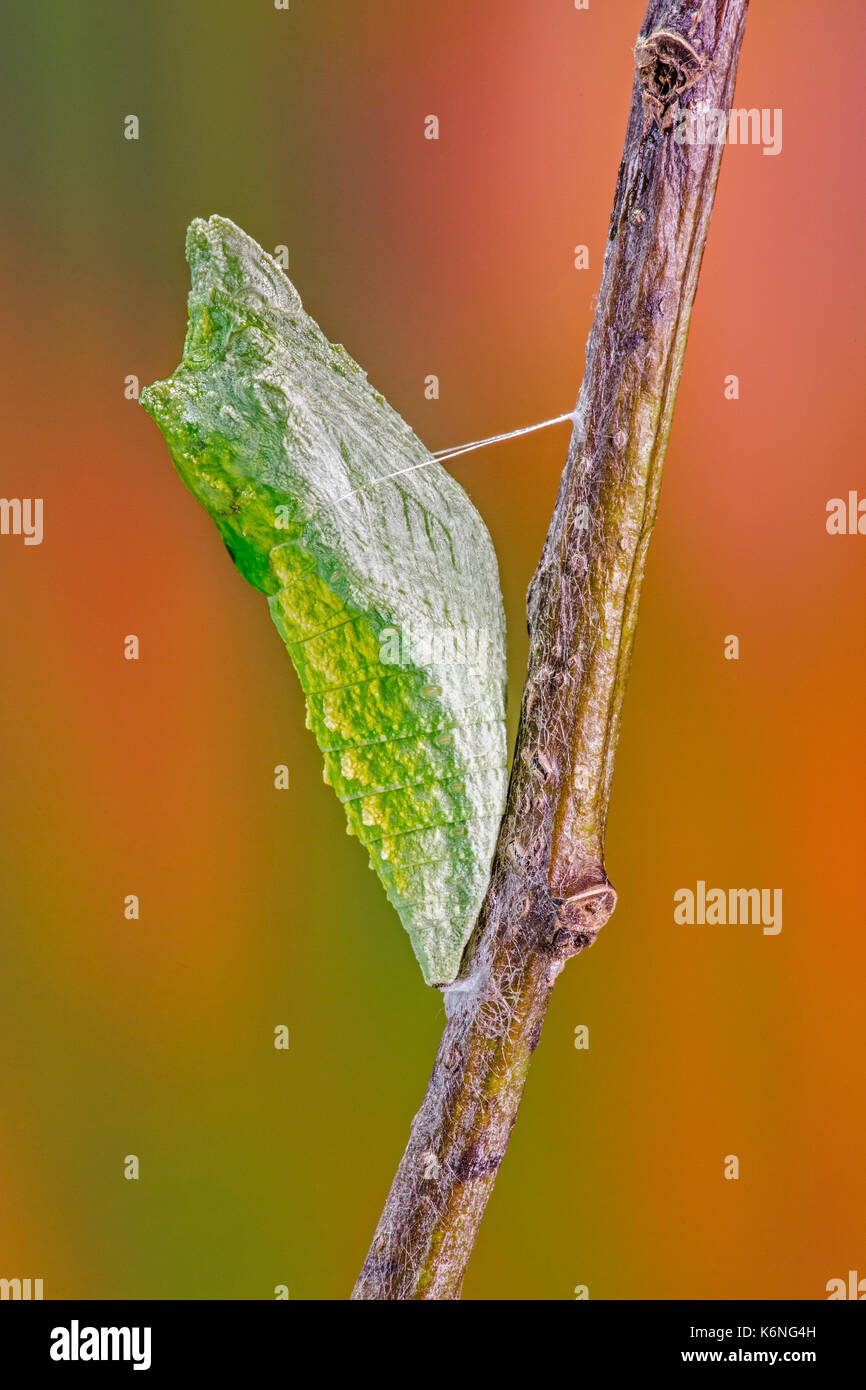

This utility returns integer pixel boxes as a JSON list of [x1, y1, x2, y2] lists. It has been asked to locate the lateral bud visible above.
[[548, 880, 618, 955]]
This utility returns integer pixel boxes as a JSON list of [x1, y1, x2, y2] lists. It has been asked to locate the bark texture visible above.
[[353, 0, 749, 1301]]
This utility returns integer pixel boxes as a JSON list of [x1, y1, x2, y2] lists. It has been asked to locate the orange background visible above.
[[0, 0, 863, 1298]]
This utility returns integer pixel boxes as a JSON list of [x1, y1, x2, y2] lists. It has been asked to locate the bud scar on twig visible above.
[[635, 29, 707, 132], [556, 882, 617, 921]]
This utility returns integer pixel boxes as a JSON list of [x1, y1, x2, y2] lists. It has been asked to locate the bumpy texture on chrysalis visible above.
[[141, 216, 508, 984]]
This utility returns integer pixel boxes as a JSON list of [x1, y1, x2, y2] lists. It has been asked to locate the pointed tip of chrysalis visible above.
[[183, 214, 303, 328]]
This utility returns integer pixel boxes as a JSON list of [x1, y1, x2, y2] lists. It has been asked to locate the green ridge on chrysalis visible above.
[[140, 215, 508, 985]]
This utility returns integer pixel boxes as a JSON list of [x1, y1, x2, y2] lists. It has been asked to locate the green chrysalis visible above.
[[141, 216, 508, 985]]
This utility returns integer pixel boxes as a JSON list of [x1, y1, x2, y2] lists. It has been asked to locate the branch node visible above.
[[635, 27, 708, 130]]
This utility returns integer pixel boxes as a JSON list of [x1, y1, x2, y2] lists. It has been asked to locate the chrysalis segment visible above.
[[141, 215, 508, 985], [324, 721, 505, 800]]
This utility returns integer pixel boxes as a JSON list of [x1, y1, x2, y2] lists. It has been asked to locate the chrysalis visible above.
[[141, 216, 508, 985]]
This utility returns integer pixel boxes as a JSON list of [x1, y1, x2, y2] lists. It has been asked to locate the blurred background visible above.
[[0, 0, 864, 1299]]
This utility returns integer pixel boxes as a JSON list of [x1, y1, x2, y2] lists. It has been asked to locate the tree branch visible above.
[[352, 0, 749, 1301]]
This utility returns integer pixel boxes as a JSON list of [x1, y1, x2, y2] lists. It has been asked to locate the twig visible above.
[[352, 0, 749, 1301]]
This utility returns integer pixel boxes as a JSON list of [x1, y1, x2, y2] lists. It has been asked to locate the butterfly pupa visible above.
[[140, 215, 508, 986]]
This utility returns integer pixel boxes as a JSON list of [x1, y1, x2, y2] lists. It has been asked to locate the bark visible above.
[[352, 0, 749, 1301]]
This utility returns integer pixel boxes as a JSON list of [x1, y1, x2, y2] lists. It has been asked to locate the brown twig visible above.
[[352, 0, 749, 1300]]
